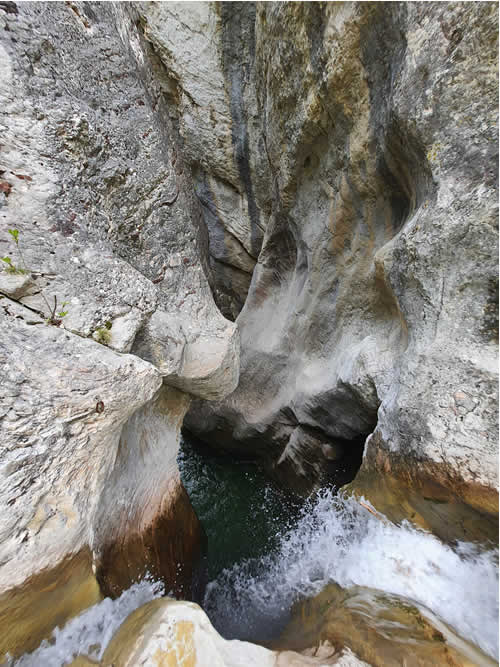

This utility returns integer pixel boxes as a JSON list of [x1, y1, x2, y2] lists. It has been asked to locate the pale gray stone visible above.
[[107, 308, 144, 354], [0, 0, 239, 643], [137, 2, 264, 318], [0, 299, 162, 593], [0, 272, 33, 300], [181, 2, 498, 513]]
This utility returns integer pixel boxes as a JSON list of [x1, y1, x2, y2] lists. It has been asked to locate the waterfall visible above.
[[13, 481, 498, 665], [204, 490, 499, 660]]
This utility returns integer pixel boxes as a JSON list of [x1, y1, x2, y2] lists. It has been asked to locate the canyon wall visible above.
[[157, 2, 498, 536], [0, 1, 238, 657], [0, 0, 497, 659]]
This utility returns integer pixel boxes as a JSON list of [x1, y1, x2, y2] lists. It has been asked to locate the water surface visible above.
[[13, 434, 500, 665]]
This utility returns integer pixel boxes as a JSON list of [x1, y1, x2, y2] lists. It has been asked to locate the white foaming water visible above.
[[12, 579, 163, 667], [204, 490, 499, 660]]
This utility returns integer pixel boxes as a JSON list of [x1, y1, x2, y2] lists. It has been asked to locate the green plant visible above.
[[1, 256, 26, 274], [45, 297, 69, 326], [2, 228, 28, 274], [94, 327, 112, 345], [7, 228, 29, 273], [41, 292, 68, 327], [4, 229, 70, 326]]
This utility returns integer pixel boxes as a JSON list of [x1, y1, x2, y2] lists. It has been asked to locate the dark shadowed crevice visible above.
[[267, 416, 376, 497], [192, 167, 255, 319], [360, 3, 436, 235], [219, 3, 262, 258], [379, 119, 436, 235]]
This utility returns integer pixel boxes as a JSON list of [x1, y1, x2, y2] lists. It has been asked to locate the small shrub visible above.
[[45, 297, 69, 326], [94, 327, 112, 345]]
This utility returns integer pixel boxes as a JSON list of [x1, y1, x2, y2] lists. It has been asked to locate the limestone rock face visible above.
[[0, 304, 161, 657], [136, 2, 266, 319], [0, 1, 238, 402], [92, 386, 207, 602], [0, 1, 238, 657], [183, 2, 498, 531], [99, 598, 369, 667]]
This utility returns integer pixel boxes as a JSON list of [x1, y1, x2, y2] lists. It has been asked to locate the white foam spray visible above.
[[12, 579, 163, 667], [11, 491, 498, 664], [204, 490, 499, 660]]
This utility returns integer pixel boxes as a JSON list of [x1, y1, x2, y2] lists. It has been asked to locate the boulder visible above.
[[99, 598, 369, 667], [275, 583, 496, 667]]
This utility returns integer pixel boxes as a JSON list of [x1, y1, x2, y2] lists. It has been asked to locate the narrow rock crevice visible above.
[[269, 424, 373, 497]]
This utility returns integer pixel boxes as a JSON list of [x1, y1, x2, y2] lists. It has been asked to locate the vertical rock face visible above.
[[0, 1, 238, 657], [93, 386, 207, 602], [136, 2, 265, 319], [0, 310, 162, 657], [180, 2, 498, 532]]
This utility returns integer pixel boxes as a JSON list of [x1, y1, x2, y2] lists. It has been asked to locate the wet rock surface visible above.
[[275, 583, 496, 667], [92, 387, 208, 603], [98, 598, 369, 667]]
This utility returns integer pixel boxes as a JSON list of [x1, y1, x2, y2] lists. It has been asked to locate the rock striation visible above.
[[135, 2, 265, 320], [175, 2, 499, 537]]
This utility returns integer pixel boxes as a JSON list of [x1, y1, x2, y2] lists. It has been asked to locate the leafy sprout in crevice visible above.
[[3, 228, 29, 274], [45, 297, 69, 326], [2, 228, 70, 326], [1, 256, 26, 274]]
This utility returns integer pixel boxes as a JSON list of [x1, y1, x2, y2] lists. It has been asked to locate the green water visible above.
[[177, 433, 499, 658], [178, 432, 301, 580]]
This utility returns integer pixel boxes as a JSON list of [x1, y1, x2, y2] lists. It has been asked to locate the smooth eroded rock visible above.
[[275, 583, 496, 667], [0, 549, 100, 660], [184, 2, 498, 536], [100, 598, 369, 667], [93, 386, 207, 602]]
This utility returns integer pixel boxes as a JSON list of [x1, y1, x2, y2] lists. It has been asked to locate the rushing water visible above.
[[13, 434, 499, 665], [179, 435, 499, 660], [204, 489, 499, 659], [11, 579, 163, 666], [180, 442, 498, 658]]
